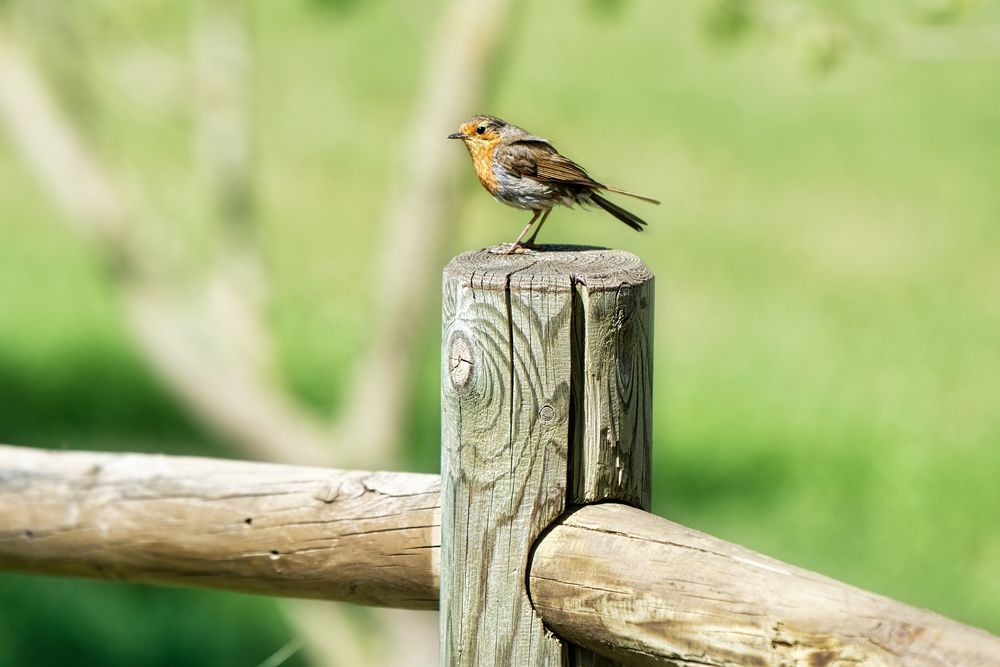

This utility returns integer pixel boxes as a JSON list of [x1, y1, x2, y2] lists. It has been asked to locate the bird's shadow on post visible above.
[[486, 243, 609, 255]]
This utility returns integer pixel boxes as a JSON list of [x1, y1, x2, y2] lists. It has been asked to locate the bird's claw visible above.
[[492, 243, 535, 255]]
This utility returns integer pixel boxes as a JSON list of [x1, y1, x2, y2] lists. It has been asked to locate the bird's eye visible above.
[[475, 125, 486, 135]]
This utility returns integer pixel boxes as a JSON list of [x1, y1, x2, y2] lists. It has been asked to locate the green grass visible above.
[[1, 1, 998, 662], [0, 575, 307, 667]]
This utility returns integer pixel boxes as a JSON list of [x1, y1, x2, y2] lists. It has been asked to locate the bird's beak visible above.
[[447, 132, 464, 140]]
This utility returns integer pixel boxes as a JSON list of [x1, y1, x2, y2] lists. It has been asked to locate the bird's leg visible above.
[[505, 210, 542, 253], [524, 208, 552, 247]]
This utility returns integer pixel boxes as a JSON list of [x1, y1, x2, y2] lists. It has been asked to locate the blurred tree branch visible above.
[[0, 32, 136, 265], [0, 27, 335, 466], [334, 0, 521, 468]]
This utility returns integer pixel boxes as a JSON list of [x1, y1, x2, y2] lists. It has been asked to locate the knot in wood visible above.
[[539, 404, 555, 423], [448, 333, 473, 389]]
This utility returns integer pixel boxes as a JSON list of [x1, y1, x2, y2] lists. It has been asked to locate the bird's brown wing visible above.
[[498, 140, 604, 189]]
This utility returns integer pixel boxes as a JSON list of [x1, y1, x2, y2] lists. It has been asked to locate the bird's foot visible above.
[[491, 243, 535, 255]]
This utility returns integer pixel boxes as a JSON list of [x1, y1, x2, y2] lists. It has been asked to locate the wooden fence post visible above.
[[440, 247, 654, 665]]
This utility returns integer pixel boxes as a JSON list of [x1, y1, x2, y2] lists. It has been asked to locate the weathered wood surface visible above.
[[0, 444, 439, 609], [441, 248, 573, 666], [441, 246, 652, 665], [569, 253, 653, 509], [530, 503, 1000, 667], [440, 246, 654, 666]]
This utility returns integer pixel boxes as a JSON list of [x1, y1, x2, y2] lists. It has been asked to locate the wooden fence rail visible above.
[[2, 247, 999, 666], [0, 445, 440, 609], [532, 503, 1000, 666], [2, 444, 998, 666]]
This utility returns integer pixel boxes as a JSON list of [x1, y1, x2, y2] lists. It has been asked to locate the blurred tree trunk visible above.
[[335, 0, 523, 470]]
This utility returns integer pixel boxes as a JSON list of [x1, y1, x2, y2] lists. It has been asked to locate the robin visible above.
[[448, 114, 659, 251]]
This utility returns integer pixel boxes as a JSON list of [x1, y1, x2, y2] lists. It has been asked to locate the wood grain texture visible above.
[[530, 503, 1000, 667], [441, 246, 653, 667], [441, 249, 572, 666], [569, 253, 653, 509], [0, 444, 439, 609]]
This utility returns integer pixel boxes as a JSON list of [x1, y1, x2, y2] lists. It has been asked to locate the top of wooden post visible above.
[[443, 245, 652, 288], [442, 243, 655, 512]]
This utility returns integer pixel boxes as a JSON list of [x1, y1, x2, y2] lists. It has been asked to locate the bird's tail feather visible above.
[[591, 193, 647, 232], [603, 185, 660, 205]]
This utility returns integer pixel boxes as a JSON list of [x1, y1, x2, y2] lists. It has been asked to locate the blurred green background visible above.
[[2, 0, 999, 664]]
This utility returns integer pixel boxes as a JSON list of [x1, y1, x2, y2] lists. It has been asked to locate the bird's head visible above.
[[448, 115, 506, 152]]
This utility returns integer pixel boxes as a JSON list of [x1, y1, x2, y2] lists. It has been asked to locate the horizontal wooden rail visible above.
[[0, 444, 440, 609], [2, 444, 998, 666], [529, 503, 1000, 667]]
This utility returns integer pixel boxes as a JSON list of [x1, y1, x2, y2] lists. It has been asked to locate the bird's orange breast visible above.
[[469, 140, 500, 194]]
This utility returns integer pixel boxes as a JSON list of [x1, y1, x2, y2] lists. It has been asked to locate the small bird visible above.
[[448, 114, 659, 250]]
